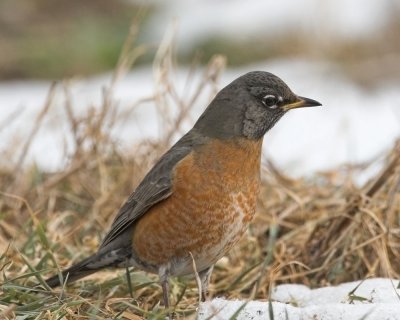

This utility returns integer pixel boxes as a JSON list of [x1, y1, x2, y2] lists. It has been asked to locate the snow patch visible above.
[[198, 278, 400, 320]]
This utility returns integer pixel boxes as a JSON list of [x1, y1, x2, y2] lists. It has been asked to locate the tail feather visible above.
[[45, 254, 102, 288], [45, 247, 131, 288]]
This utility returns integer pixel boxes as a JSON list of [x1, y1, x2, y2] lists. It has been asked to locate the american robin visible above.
[[45, 71, 321, 308]]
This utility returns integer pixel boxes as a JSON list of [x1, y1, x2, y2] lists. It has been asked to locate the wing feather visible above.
[[99, 135, 198, 248]]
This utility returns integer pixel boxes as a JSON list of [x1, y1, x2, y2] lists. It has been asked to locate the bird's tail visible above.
[[45, 252, 115, 288]]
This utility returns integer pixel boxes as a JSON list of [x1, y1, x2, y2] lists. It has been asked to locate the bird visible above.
[[45, 71, 321, 308]]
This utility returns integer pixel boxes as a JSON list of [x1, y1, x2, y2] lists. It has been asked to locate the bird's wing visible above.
[[99, 137, 196, 249]]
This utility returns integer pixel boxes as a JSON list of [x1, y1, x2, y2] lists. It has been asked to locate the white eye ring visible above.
[[262, 95, 278, 108]]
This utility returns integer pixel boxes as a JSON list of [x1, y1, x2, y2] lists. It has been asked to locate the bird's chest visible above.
[[174, 139, 261, 231], [132, 138, 262, 273], [170, 139, 262, 271], [188, 156, 259, 234]]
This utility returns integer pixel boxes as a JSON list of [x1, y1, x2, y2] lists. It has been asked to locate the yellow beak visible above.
[[283, 96, 322, 111]]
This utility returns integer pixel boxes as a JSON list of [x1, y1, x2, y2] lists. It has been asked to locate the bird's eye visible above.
[[262, 95, 278, 108]]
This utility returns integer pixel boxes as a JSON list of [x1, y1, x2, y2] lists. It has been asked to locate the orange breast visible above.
[[132, 138, 262, 275]]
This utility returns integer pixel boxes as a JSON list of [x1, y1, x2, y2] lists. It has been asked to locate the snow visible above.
[[198, 278, 400, 320], [1, 60, 399, 182]]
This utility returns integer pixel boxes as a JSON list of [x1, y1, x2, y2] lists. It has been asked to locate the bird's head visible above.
[[194, 71, 322, 140]]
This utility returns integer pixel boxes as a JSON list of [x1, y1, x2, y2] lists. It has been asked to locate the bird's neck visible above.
[[193, 137, 263, 178]]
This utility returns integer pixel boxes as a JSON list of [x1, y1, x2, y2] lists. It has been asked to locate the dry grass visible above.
[[1, 22, 400, 320]]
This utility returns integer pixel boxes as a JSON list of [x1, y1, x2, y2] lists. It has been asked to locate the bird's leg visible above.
[[198, 265, 214, 302], [159, 265, 171, 309], [162, 279, 170, 309]]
